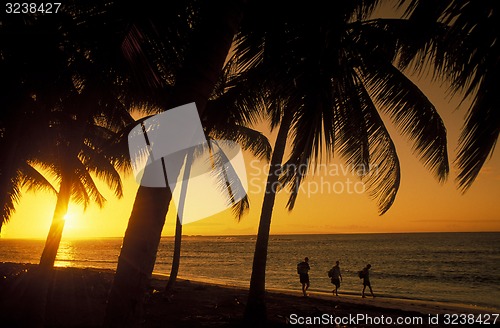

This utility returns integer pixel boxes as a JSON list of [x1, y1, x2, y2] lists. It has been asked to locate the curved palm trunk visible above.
[[166, 148, 193, 292], [105, 2, 242, 326], [39, 174, 72, 268], [244, 110, 293, 325], [4, 175, 72, 326], [165, 215, 182, 292]]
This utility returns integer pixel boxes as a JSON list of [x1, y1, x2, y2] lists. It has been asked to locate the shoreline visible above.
[[152, 272, 500, 316], [2, 233, 498, 314], [1, 262, 498, 327]]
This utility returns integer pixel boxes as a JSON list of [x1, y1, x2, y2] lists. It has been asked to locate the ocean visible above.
[[1, 232, 499, 310]]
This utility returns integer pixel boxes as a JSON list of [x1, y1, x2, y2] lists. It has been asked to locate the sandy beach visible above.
[[0, 262, 498, 327]]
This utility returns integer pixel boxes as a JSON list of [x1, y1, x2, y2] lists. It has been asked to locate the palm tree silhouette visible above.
[[394, 0, 499, 191], [231, 0, 450, 323], [3, 1, 495, 326], [106, 0, 497, 324], [0, 13, 137, 326], [104, 1, 245, 324], [36, 108, 125, 268], [0, 10, 136, 268], [165, 124, 272, 292], [0, 13, 70, 232]]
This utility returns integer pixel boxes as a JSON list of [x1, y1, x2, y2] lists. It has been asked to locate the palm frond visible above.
[[208, 140, 249, 220], [72, 161, 107, 209], [455, 68, 500, 191], [20, 162, 57, 195], [361, 57, 449, 182], [332, 66, 370, 173], [79, 144, 124, 199], [397, 0, 499, 190], [394, 0, 451, 72], [203, 71, 268, 128], [207, 124, 271, 162], [0, 169, 22, 229], [232, 195, 250, 221], [356, 79, 401, 214], [282, 83, 337, 210]]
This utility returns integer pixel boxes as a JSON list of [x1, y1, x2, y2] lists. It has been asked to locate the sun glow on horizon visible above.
[[2, 79, 500, 239]]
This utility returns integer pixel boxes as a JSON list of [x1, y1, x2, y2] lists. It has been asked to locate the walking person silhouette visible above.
[[297, 257, 310, 297], [328, 260, 342, 296], [359, 264, 375, 298]]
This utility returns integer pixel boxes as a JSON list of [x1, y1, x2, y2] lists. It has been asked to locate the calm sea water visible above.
[[1, 233, 499, 310]]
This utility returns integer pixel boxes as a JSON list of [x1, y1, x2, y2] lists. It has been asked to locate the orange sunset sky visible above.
[[2, 2, 499, 239], [2, 74, 500, 239]]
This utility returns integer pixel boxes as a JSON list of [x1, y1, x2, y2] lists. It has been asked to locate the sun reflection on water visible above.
[[54, 239, 76, 267]]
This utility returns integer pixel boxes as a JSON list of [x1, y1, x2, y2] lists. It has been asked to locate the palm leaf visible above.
[[397, 0, 499, 190], [206, 124, 271, 162], [72, 160, 107, 209], [78, 144, 124, 199], [361, 55, 449, 182], [455, 69, 500, 191], [20, 162, 57, 195], [0, 168, 22, 230], [208, 140, 250, 221], [355, 78, 401, 214]]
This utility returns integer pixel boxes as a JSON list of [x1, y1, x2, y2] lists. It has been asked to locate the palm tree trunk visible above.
[[105, 185, 172, 327], [18, 173, 72, 326], [104, 2, 243, 326], [165, 161, 188, 293], [244, 110, 293, 325], [39, 174, 72, 268], [3, 174, 71, 326], [165, 215, 182, 292], [165, 148, 193, 292]]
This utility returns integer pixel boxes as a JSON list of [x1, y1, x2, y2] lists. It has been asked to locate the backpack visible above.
[[297, 262, 308, 275], [358, 270, 365, 279], [327, 268, 334, 278]]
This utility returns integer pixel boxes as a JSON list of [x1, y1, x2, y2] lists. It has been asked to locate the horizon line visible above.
[[2, 230, 499, 240]]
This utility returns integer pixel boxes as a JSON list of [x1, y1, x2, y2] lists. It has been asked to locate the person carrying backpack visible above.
[[297, 257, 310, 297], [359, 264, 375, 298], [328, 260, 342, 296]]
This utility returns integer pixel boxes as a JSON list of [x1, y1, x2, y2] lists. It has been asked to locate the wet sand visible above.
[[0, 262, 497, 327]]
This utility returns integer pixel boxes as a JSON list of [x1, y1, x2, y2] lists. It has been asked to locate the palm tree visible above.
[[161, 58, 271, 292], [0, 13, 72, 232], [104, 1, 246, 325], [0, 1, 139, 235], [0, 113, 58, 233], [0, 8, 137, 266], [36, 109, 126, 268], [100, 0, 496, 326], [0, 5, 162, 324], [165, 124, 272, 292], [2, 1, 252, 323], [393, 0, 499, 191], [231, 1, 450, 323], [0, 92, 130, 269], [0, 108, 128, 324]]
